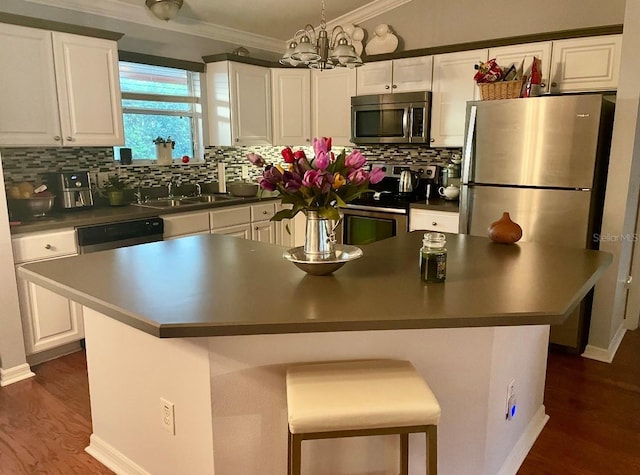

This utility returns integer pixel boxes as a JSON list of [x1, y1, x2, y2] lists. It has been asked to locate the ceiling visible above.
[[17, 0, 412, 57]]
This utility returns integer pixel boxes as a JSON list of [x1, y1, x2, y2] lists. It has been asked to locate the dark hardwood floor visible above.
[[0, 330, 638, 474], [519, 329, 640, 475]]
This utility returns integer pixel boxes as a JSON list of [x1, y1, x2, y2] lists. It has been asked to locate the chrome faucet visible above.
[[195, 183, 202, 196], [167, 177, 179, 198]]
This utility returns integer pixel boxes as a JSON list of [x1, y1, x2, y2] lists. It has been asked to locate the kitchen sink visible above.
[[131, 194, 240, 209], [182, 194, 235, 204]]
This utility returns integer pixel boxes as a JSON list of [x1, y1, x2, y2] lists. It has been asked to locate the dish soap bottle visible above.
[[420, 232, 447, 283]]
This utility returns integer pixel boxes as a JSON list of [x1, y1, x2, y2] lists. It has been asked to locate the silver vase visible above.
[[303, 210, 340, 260]]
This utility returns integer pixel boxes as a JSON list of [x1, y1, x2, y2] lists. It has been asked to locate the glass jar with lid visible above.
[[420, 232, 447, 283]]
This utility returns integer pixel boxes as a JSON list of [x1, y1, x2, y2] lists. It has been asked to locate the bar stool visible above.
[[286, 359, 441, 475]]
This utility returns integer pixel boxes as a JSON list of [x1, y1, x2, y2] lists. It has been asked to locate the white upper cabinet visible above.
[[431, 49, 488, 148], [549, 35, 622, 93], [356, 57, 433, 95], [271, 69, 311, 146], [311, 67, 356, 146], [0, 23, 124, 147], [207, 61, 272, 146], [489, 41, 552, 92]]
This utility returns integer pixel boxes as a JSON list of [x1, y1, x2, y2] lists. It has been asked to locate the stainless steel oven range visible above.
[[336, 162, 439, 246], [337, 203, 408, 246]]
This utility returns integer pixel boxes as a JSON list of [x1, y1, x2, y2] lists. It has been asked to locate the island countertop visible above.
[[18, 232, 611, 338]]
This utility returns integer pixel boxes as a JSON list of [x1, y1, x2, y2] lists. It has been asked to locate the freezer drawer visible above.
[[463, 185, 593, 248]]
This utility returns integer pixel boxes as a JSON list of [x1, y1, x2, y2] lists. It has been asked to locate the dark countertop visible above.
[[19, 232, 611, 338], [410, 198, 460, 212], [9, 195, 280, 235]]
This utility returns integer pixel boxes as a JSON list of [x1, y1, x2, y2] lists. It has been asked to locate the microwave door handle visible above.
[[403, 106, 410, 139], [408, 106, 414, 141]]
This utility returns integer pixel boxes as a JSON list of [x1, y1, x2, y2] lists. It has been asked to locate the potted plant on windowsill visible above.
[[105, 175, 127, 206]]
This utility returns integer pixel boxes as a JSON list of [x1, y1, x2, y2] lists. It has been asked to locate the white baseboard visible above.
[[497, 405, 549, 475], [86, 434, 150, 475], [0, 363, 35, 387], [582, 325, 627, 363]]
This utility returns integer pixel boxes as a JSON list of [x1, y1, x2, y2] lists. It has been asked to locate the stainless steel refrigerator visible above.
[[460, 93, 615, 353]]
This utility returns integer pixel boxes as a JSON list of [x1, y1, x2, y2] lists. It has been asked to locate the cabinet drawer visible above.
[[163, 211, 210, 238], [210, 205, 251, 229], [12, 228, 77, 263], [251, 202, 276, 221], [410, 210, 459, 234]]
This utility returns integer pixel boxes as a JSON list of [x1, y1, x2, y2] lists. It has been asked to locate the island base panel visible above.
[[82, 307, 549, 475]]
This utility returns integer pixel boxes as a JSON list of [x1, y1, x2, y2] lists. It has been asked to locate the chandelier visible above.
[[279, 0, 363, 70]]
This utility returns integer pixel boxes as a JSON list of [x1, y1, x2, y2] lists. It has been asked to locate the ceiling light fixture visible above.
[[145, 0, 184, 21], [280, 0, 363, 70]]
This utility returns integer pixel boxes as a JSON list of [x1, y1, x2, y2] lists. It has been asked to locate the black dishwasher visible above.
[[76, 217, 164, 253]]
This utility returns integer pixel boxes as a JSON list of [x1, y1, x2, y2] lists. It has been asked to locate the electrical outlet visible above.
[[241, 164, 249, 180], [97, 172, 109, 188], [160, 398, 175, 435], [505, 379, 517, 420]]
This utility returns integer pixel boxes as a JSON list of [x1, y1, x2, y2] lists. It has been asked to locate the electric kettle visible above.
[[399, 169, 420, 194]]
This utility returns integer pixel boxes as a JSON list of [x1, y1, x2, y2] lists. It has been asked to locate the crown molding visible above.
[[17, 0, 286, 53], [326, 0, 413, 30]]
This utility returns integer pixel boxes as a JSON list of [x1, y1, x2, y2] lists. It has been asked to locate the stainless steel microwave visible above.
[[351, 91, 431, 144]]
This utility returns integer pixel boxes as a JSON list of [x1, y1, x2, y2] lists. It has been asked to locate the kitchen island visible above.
[[19, 232, 611, 475]]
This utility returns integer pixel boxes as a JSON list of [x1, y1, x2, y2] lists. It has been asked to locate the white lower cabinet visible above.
[[163, 210, 211, 239], [12, 228, 83, 355], [210, 201, 278, 243], [410, 209, 460, 234], [212, 223, 252, 239]]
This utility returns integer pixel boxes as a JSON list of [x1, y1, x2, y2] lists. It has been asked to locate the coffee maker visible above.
[[47, 172, 94, 209]]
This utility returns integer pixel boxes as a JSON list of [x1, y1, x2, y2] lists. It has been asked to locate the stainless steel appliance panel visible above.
[[351, 91, 430, 144], [466, 95, 602, 189], [337, 206, 408, 246], [464, 185, 593, 248]]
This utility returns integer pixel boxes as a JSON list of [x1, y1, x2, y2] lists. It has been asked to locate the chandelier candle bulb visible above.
[[420, 232, 447, 283]]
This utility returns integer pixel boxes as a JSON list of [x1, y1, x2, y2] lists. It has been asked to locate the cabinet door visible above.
[[311, 68, 356, 146], [17, 273, 84, 355], [212, 223, 252, 239], [162, 210, 211, 239], [489, 42, 552, 93], [356, 60, 393, 95], [431, 49, 488, 148], [409, 209, 459, 233], [549, 35, 622, 93], [271, 69, 311, 145], [210, 205, 251, 228], [252, 220, 276, 243], [229, 62, 272, 145], [392, 57, 433, 93], [0, 24, 61, 146], [52, 32, 124, 146]]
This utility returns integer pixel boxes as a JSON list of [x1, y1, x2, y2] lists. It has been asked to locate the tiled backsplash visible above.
[[1, 144, 461, 189]]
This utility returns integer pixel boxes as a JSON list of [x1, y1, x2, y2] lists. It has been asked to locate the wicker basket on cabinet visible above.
[[478, 79, 523, 100]]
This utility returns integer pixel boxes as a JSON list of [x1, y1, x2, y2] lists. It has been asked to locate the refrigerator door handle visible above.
[[460, 105, 477, 234], [462, 105, 477, 185]]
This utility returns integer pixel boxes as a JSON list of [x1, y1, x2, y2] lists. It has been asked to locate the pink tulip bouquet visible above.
[[247, 137, 384, 221]]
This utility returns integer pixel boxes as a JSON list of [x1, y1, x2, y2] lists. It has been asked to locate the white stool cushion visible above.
[[286, 359, 441, 434]]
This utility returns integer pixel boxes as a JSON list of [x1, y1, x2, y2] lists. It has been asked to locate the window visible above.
[[115, 61, 203, 163]]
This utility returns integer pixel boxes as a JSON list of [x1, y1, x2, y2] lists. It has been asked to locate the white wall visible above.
[[0, 152, 31, 384], [587, 0, 640, 357], [358, 0, 625, 52]]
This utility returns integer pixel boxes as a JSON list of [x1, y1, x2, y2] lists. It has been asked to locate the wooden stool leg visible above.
[[400, 433, 409, 475], [290, 432, 302, 475], [426, 426, 438, 475]]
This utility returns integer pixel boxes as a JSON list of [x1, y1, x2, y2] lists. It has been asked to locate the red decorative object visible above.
[[181, 155, 190, 163], [488, 212, 523, 244]]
